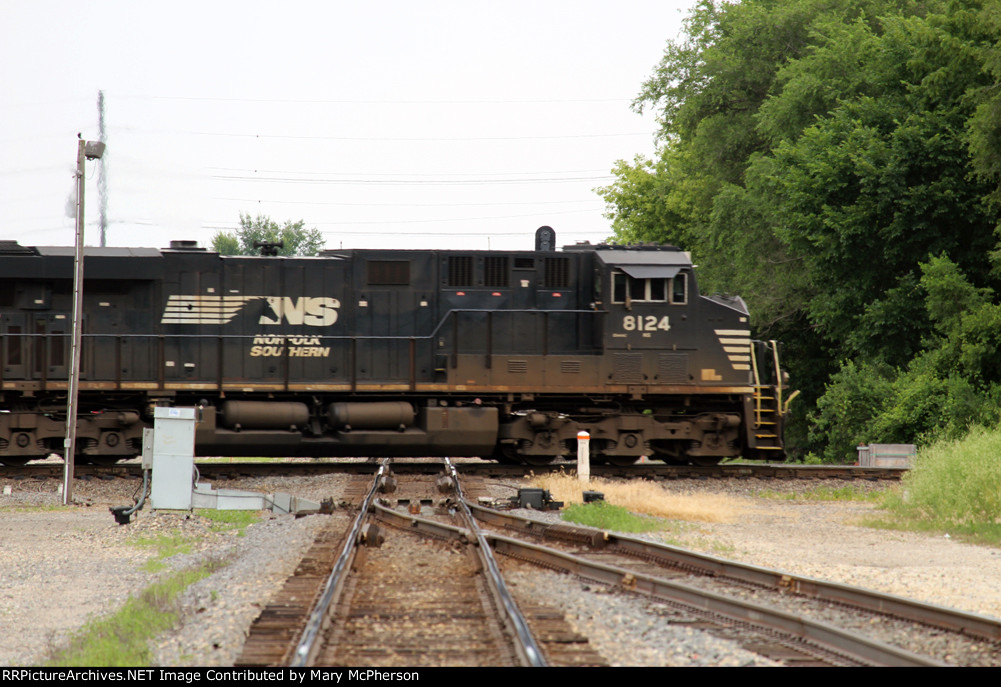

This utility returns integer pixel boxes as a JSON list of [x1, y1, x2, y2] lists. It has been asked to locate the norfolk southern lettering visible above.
[[250, 336, 331, 358]]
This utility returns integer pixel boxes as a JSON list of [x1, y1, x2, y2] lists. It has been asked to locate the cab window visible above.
[[612, 271, 672, 303], [671, 272, 687, 305]]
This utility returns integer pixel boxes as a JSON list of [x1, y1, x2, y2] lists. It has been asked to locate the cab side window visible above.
[[612, 271, 685, 304], [671, 272, 687, 305]]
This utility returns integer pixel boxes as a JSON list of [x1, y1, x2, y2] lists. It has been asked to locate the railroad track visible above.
[[471, 504, 1001, 667], [229, 458, 973, 667], [237, 460, 603, 667], [0, 460, 905, 482]]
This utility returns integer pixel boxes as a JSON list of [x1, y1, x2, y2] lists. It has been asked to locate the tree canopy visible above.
[[212, 214, 325, 257], [600, 0, 1001, 461]]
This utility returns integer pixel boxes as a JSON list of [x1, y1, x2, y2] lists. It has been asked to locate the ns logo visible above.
[[259, 297, 340, 326]]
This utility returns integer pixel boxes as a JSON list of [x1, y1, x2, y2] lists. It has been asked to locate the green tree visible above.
[[600, 0, 1001, 460], [812, 255, 1001, 460], [211, 214, 325, 256], [966, 1, 1001, 207]]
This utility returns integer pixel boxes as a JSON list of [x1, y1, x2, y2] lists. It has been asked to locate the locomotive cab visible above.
[[597, 246, 693, 354]]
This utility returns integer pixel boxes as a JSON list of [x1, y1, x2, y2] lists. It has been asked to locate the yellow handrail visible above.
[[750, 341, 762, 427], [770, 340, 783, 416]]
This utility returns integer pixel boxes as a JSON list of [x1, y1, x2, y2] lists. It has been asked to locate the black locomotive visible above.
[[0, 228, 789, 466]]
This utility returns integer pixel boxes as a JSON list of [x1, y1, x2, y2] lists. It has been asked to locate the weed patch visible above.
[[561, 500, 666, 532], [129, 531, 193, 560], [196, 509, 260, 536], [877, 426, 1001, 545], [45, 559, 226, 666]]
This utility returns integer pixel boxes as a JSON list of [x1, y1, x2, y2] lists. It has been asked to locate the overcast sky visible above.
[[1, 1, 692, 253]]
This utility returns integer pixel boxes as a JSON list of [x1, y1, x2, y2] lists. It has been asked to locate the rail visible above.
[[464, 504, 945, 666], [290, 459, 388, 666], [468, 502, 1001, 645], [287, 459, 546, 667], [445, 458, 546, 666], [365, 462, 547, 666]]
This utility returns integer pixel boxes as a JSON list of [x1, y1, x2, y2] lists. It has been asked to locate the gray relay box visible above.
[[149, 407, 197, 510]]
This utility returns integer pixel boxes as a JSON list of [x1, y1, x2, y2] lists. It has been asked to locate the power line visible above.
[[206, 226, 612, 237], [206, 166, 612, 177], [211, 197, 601, 208], [210, 174, 612, 186], [318, 229, 612, 236], [133, 94, 632, 105], [124, 127, 650, 142], [207, 208, 600, 228]]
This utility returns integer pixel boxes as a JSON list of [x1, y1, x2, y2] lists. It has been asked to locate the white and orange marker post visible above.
[[577, 430, 590, 483]]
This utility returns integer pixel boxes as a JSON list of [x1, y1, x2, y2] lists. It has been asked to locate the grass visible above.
[[872, 425, 1001, 545], [129, 530, 194, 572], [561, 500, 668, 532], [45, 508, 257, 664], [196, 508, 260, 536], [45, 559, 226, 667], [529, 470, 744, 524], [129, 510, 260, 572]]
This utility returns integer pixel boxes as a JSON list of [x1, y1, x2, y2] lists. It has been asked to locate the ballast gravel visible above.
[[1, 471, 1000, 667]]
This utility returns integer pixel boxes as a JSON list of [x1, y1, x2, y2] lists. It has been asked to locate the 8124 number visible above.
[[622, 315, 670, 332]]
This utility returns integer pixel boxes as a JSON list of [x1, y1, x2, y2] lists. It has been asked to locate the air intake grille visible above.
[[613, 354, 643, 383], [484, 256, 509, 287], [448, 256, 473, 287], [544, 257, 569, 288], [507, 359, 528, 373], [658, 353, 689, 384]]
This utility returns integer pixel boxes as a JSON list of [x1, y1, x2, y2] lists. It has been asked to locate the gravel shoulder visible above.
[[654, 480, 1001, 621], [1, 472, 999, 667]]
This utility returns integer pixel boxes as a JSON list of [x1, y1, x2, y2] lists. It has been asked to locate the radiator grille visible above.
[[658, 353, 689, 384], [613, 354, 643, 383]]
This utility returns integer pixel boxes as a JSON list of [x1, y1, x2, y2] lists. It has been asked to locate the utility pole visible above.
[[97, 91, 108, 247], [64, 136, 105, 505]]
